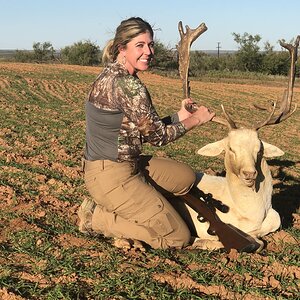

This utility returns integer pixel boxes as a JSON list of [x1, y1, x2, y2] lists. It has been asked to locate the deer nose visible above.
[[242, 170, 257, 179]]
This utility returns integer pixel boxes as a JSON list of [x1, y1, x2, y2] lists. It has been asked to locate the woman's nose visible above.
[[144, 45, 152, 55]]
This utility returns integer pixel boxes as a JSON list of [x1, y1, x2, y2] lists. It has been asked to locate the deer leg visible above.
[[188, 237, 224, 250], [250, 208, 281, 238]]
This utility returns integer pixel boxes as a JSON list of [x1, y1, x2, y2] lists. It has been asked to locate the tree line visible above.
[[13, 32, 299, 77]]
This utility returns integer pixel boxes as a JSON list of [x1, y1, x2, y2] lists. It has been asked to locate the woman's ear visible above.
[[118, 45, 126, 55]]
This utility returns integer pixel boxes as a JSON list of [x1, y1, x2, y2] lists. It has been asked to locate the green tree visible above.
[[189, 51, 208, 75], [264, 41, 274, 53], [32, 42, 55, 61], [232, 32, 263, 72], [152, 40, 177, 70], [61, 41, 100, 66], [262, 49, 290, 75]]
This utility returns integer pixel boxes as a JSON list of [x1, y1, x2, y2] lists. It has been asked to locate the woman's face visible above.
[[119, 31, 154, 75]]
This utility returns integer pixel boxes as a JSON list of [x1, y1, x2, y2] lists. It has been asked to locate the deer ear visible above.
[[262, 141, 284, 157], [197, 139, 225, 157]]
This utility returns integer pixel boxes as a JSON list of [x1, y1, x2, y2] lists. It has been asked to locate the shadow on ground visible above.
[[269, 159, 300, 228]]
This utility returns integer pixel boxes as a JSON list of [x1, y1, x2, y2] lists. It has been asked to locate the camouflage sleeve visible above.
[[161, 113, 179, 125], [113, 75, 186, 146]]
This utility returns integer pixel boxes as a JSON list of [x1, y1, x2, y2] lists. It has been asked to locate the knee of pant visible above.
[[175, 165, 196, 196], [150, 208, 191, 249], [178, 231, 191, 248], [169, 226, 191, 249]]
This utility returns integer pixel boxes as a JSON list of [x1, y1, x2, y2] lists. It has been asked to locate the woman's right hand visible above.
[[190, 105, 215, 125], [181, 105, 215, 131]]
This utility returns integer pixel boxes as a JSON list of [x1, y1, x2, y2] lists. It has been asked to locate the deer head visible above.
[[177, 21, 299, 187], [198, 37, 299, 187], [197, 129, 285, 188]]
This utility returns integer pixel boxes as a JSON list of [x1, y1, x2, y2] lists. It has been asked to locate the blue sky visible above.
[[1, 0, 300, 51]]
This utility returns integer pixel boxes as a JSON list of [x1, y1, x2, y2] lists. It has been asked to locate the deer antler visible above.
[[253, 35, 299, 130], [177, 21, 237, 129], [177, 21, 207, 98]]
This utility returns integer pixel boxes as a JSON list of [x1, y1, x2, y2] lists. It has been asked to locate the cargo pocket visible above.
[[121, 177, 176, 237], [148, 212, 176, 237]]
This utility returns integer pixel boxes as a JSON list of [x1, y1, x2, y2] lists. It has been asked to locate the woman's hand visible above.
[[191, 105, 215, 125], [177, 98, 195, 121], [181, 104, 215, 131]]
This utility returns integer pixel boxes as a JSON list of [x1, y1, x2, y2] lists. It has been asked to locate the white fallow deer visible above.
[[176, 22, 299, 251]]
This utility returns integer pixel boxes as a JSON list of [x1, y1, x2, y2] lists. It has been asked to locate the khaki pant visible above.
[[83, 155, 195, 249]]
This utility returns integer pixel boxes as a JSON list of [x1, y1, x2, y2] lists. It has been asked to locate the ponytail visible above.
[[102, 39, 115, 64]]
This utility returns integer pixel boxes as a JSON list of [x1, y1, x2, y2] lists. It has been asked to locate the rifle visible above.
[[180, 190, 261, 253]]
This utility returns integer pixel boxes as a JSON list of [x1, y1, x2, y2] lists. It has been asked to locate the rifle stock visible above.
[[181, 193, 261, 253]]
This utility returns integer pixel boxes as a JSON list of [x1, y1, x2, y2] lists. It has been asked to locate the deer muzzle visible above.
[[240, 170, 258, 187]]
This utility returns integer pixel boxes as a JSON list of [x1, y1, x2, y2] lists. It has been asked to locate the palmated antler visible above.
[[177, 21, 207, 98], [253, 35, 300, 130], [177, 21, 237, 130]]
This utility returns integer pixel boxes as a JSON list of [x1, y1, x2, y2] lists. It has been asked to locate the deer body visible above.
[[178, 129, 282, 251]]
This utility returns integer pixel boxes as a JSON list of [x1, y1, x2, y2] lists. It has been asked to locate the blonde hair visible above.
[[102, 17, 153, 64]]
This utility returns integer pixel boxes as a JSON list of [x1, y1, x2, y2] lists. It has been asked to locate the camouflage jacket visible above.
[[85, 61, 186, 162]]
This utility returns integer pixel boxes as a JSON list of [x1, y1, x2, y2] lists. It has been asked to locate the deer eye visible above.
[[229, 147, 235, 154], [257, 148, 263, 157], [257, 142, 263, 156]]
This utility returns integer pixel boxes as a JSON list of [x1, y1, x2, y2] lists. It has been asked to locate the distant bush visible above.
[[261, 51, 290, 75], [151, 40, 178, 71], [14, 50, 35, 62], [189, 51, 240, 77], [14, 42, 55, 63], [61, 41, 101, 66]]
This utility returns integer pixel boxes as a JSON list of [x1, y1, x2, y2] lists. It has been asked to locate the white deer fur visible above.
[[178, 128, 283, 251]]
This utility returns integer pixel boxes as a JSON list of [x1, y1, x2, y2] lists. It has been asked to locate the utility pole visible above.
[[217, 42, 221, 58]]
